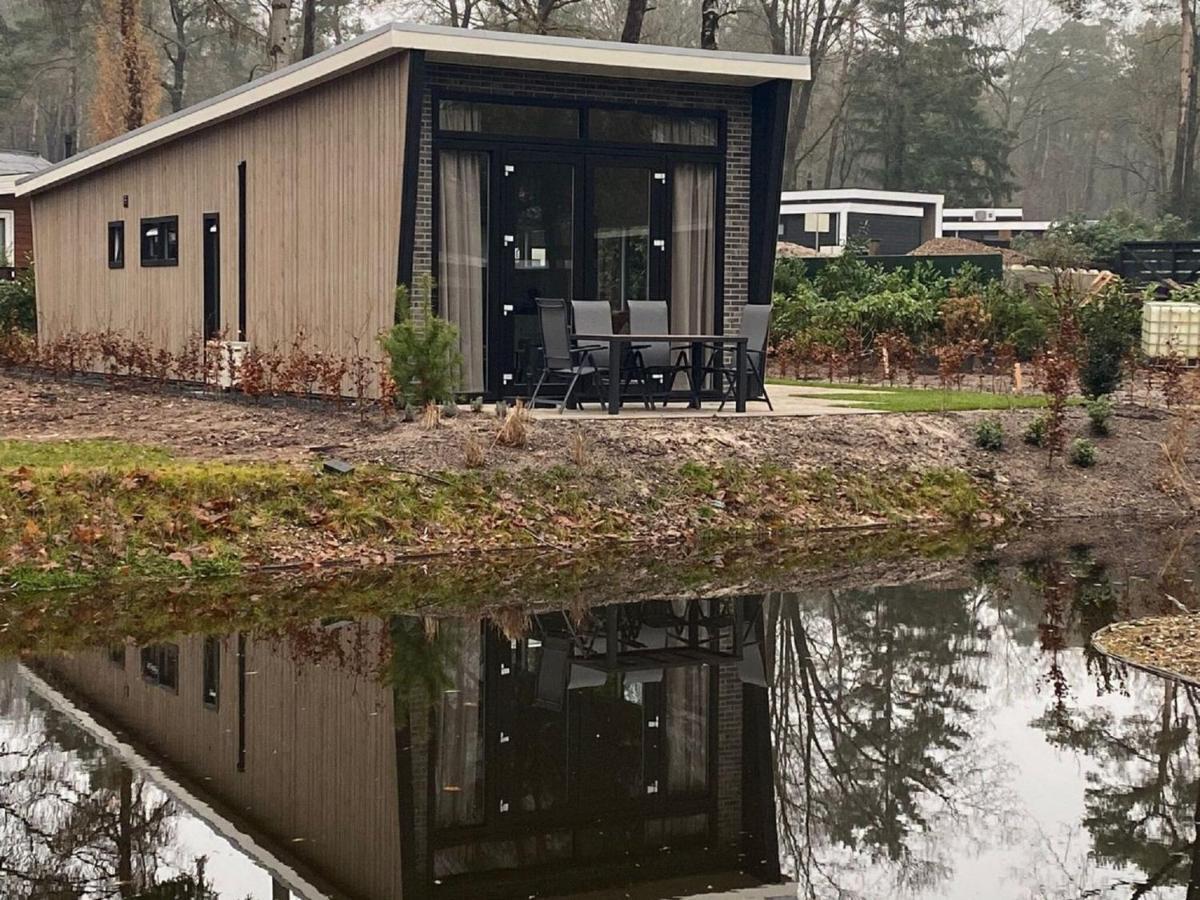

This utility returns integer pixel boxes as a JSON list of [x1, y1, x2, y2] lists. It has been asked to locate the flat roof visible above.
[[944, 207, 1024, 218], [18, 22, 810, 196], [780, 188, 943, 207], [944, 219, 1052, 231], [779, 200, 926, 218]]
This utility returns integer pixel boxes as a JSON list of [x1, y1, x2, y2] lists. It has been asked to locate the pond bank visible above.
[[0, 371, 1193, 592]]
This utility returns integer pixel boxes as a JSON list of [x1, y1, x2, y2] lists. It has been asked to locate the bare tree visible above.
[[621, 0, 652, 42], [1169, 0, 1198, 215], [266, 0, 293, 70]]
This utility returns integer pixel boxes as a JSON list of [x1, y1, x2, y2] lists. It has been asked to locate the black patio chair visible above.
[[529, 298, 606, 414], [627, 299, 693, 405], [571, 299, 654, 410], [706, 302, 774, 411]]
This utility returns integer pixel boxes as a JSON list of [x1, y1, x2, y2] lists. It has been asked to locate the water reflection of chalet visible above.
[[35, 598, 777, 900]]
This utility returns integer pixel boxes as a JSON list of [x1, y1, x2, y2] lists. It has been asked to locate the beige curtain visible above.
[[439, 150, 487, 393], [664, 666, 709, 794], [434, 623, 484, 827], [652, 116, 718, 146], [670, 163, 717, 335]]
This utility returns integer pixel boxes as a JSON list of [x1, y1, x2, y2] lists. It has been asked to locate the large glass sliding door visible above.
[[494, 155, 577, 393], [445, 150, 718, 398], [589, 162, 668, 316]]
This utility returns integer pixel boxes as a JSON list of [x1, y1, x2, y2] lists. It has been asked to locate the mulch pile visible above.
[[776, 241, 821, 258], [1093, 615, 1200, 684], [910, 236, 1028, 267]]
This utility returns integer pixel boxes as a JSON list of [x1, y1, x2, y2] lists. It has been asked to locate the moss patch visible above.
[[0, 438, 1003, 592]]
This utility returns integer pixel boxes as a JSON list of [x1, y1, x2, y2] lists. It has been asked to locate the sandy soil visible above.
[[0, 370, 1192, 522]]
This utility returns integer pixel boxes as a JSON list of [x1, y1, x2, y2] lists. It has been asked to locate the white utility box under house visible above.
[[207, 340, 249, 389], [1142, 302, 1200, 360]]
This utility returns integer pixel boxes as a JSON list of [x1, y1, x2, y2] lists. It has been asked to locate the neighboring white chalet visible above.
[[778, 188, 942, 255]]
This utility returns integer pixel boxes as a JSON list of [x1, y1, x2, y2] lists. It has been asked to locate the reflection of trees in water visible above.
[[1023, 546, 1200, 897], [0, 684, 217, 898], [767, 585, 1000, 898], [1032, 682, 1200, 896]]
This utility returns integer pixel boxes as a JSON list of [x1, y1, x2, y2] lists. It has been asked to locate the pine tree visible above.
[[89, 0, 163, 143]]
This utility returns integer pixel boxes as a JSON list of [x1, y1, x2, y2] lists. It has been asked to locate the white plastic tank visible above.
[[1142, 302, 1200, 359]]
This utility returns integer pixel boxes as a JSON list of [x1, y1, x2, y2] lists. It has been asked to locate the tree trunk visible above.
[[701, 0, 720, 50], [621, 0, 649, 43], [300, 0, 317, 59], [266, 0, 293, 72], [1170, 0, 1197, 214]]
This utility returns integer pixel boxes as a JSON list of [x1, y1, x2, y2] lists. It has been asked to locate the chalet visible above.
[[778, 188, 942, 255], [15, 23, 809, 398], [0, 150, 49, 276]]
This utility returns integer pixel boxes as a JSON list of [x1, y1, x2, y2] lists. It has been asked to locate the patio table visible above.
[[573, 333, 748, 414]]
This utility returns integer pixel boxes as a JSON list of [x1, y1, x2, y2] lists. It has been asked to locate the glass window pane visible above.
[[593, 166, 651, 312], [590, 110, 717, 146], [439, 100, 579, 140]]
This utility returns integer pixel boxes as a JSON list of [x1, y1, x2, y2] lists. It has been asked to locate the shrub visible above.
[[1023, 415, 1049, 447], [974, 418, 1004, 451], [0, 266, 37, 333], [1085, 396, 1113, 436], [1069, 438, 1097, 468], [379, 275, 461, 407], [1077, 284, 1141, 398]]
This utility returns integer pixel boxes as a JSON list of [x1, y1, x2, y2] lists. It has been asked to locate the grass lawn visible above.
[[768, 378, 1056, 413]]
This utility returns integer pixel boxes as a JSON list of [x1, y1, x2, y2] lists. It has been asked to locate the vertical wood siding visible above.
[[36, 623, 405, 900], [31, 54, 410, 361]]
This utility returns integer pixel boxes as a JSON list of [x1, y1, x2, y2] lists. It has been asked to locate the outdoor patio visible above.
[[527, 383, 882, 419]]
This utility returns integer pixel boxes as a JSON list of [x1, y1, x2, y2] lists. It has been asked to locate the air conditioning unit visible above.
[[973, 209, 997, 222]]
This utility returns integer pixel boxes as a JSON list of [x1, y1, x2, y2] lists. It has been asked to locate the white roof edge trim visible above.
[[18, 21, 810, 197], [781, 188, 943, 205], [399, 22, 810, 81], [944, 207, 1024, 217], [18, 664, 326, 900], [780, 201, 926, 218], [946, 220, 1053, 230]]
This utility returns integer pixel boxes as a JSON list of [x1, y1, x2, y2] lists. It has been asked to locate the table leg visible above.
[[690, 340, 703, 408], [735, 341, 747, 413], [608, 338, 622, 415], [606, 607, 618, 667]]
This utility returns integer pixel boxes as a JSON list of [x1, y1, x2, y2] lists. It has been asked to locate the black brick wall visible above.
[[413, 62, 753, 336]]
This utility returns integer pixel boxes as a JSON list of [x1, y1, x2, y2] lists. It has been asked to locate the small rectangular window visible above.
[[107, 221, 125, 269], [141, 643, 179, 691], [202, 636, 220, 709], [140, 215, 178, 267], [590, 110, 718, 147], [438, 100, 579, 140]]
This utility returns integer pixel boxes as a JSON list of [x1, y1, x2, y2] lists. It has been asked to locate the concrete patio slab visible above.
[[527, 384, 884, 419]]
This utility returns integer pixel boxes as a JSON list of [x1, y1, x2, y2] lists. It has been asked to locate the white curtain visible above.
[[670, 163, 717, 335], [439, 150, 487, 393]]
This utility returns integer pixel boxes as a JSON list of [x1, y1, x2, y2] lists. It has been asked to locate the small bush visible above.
[[1077, 284, 1141, 398], [1085, 396, 1113, 436], [379, 275, 462, 407], [1069, 438, 1097, 468], [0, 267, 36, 334], [1023, 414, 1049, 447], [974, 418, 1004, 451]]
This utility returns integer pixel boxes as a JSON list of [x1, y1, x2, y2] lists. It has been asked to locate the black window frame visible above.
[[107, 221, 125, 269], [431, 91, 728, 156], [140, 643, 180, 692], [139, 215, 179, 268], [202, 635, 220, 709]]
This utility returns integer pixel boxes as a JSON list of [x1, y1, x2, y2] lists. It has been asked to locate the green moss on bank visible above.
[[0, 438, 1002, 592]]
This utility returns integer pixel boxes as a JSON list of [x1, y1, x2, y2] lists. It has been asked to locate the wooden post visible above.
[[1013, 361, 1023, 394]]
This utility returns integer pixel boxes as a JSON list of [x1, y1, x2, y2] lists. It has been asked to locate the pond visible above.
[[2, 531, 1199, 899]]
